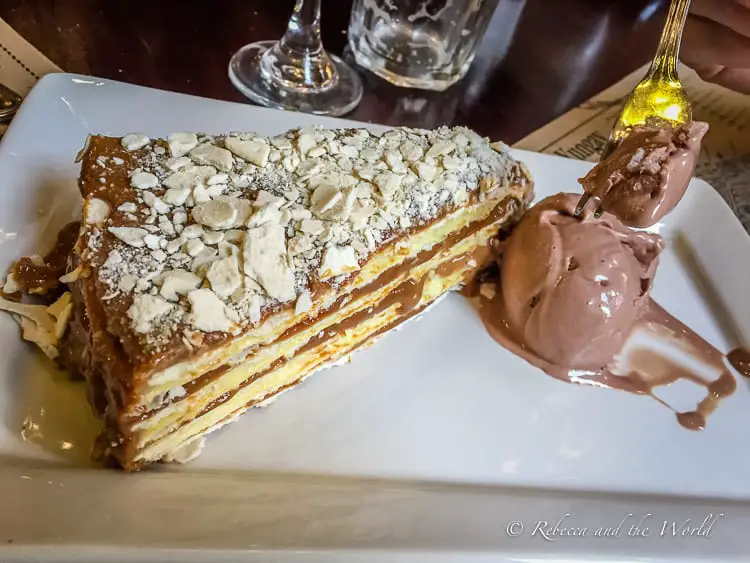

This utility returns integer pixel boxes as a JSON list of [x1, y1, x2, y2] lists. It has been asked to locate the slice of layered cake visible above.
[[1, 125, 532, 470]]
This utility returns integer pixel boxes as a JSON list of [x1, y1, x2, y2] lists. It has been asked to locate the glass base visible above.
[[229, 40, 363, 117], [348, 31, 472, 91]]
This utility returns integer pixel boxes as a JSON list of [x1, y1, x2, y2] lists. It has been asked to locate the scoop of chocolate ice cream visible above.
[[578, 121, 708, 228], [499, 193, 664, 370]]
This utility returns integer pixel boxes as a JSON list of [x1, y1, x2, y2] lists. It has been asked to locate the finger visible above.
[[691, 0, 750, 39], [682, 15, 750, 69], [689, 62, 750, 94]]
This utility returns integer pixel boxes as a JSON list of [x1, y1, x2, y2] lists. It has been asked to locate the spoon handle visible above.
[[0, 83, 22, 122], [648, 0, 692, 82]]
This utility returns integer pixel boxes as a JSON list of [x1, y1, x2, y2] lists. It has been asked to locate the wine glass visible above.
[[228, 0, 363, 116]]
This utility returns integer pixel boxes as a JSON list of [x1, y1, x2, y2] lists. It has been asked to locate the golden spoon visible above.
[[575, 0, 693, 216]]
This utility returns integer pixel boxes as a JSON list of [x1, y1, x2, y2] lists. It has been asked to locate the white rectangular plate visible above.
[[1, 74, 750, 562]]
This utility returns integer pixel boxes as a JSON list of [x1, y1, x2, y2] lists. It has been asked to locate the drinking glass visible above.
[[229, 0, 363, 116], [348, 0, 501, 91]]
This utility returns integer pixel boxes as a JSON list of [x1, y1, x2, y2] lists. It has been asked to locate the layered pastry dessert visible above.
[[0, 125, 532, 470]]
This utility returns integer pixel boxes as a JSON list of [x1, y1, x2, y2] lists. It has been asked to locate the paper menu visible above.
[[515, 64, 750, 233], [0, 18, 60, 95], [0, 18, 60, 137]]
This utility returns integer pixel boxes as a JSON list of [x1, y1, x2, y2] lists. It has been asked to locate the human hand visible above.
[[681, 0, 750, 94]]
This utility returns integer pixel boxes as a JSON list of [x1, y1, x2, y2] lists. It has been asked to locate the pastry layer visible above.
[[132, 216, 502, 452], [136, 244, 473, 466], [135, 193, 518, 415]]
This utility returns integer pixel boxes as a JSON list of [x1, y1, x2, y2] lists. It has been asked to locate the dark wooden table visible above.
[[1, 0, 667, 143]]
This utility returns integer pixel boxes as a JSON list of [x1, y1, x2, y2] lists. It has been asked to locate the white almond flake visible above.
[[136, 278, 153, 292], [189, 144, 233, 171], [117, 202, 138, 213], [160, 269, 201, 301], [0, 297, 59, 358], [192, 200, 238, 230], [168, 132, 199, 158], [254, 190, 285, 208], [122, 133, 150, 151], [165, 238, 183, 254], [47, 292, 73, 339], [295, 290, 313, 316], [297, 133, 316, 157], [300, 218, 324, 235], [173, 210, 188, 224], [188, 288, 234, 332], [163, 187, 189, 206], [270, 136, 292, 150], [102, 250, 123, 268], [202, 231, 224, 245], [489, 141, 508, 153], [206, 256, 242, 298], [318, 245, 360, 280], [246, 204, 281, 228], [243, 224, 296, 302], [2, 273, 21, 294], [59, 265, 83, 284], [108, 226, 148, 247], [426, 140, 456, 158], [205, 184, 226, 198], [399, 141, 423, 162], [355, 166, 377, 181], [158, 219, 176, 237], [384, 150, 407, 173], [181, 224, 204, 239], [442, 154, 462, 170], [192, 184, 211, 204], [191, 250, 220, 276], [284, 187, 300, 202], [207, 173, 229, 186], [86, 198, 110, 224], [118, 274, 136, 292], [142, 191, 170, 214], [185, 239, 205, 257], [308, 146, 326, 158], [224, 137, 270, 167], [163, 166, 216, 191], [128, 294, 174, 333], [152, 249, 167, 262], [480, 283, 496, 300], [373, 172, 402, 199], [112, 157, 125, 165], [414, 161, 437, 182], [166, 156, 192, 171], [290, 207, 312, 221], [144, 234, 161, 250], [453, 133, 469, 147], [339, 145, 359, 159], [131, 171, 159, 190]]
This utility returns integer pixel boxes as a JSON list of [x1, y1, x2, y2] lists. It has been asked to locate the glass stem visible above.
[[262, 0, 339, 91], [281, 0, 323, 55], [648, 0, 691, 82]]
